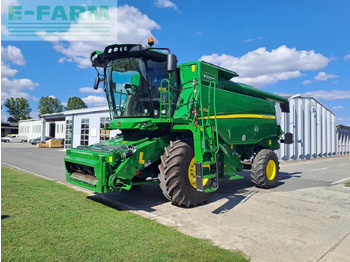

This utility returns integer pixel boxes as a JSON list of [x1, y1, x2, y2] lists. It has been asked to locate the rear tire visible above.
[[251, 149, 279, 188], [158, 140, 213, 207]]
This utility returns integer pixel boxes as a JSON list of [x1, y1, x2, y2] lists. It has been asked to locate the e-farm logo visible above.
[[3, 1, 115, 41]]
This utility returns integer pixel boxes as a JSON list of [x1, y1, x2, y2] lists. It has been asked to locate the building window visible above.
[[81, 119, 89, 146], [65, 120, 72, 148], [100, 117, 110, 141]]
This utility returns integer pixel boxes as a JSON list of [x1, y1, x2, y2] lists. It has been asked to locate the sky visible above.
[[1, 0, 350, 125]]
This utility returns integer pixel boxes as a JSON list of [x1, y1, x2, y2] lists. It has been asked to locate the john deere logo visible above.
[[202, 72, 216, 81], [117, 122, 121, 127]]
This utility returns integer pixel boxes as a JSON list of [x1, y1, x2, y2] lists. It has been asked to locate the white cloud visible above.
[[154, 0, 180, 12], [82, 95, 108, 107], [332, 105, 344, 110], [79, 87, 104, 94], [44, 5, 160, 68], [1, 90, 38, 103], [200, 45, 330, 87], [243, 37, 263, 43], [314, 72, 338, 81], [1, 45, 39, 103], [1, 77, 39, 92], [303, 80, 312, 85], [1, 62, 18, 77], [344, 54, 350, 61], [1, 0, 18, 14], [1, 45, 26, 65], [303, 90, 350, 100]]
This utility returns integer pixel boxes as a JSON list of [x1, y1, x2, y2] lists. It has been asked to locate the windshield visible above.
[[106, 57, 168, 118]]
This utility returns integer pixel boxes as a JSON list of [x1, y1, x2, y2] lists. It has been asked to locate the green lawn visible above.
[[1, 167, 248, 261]]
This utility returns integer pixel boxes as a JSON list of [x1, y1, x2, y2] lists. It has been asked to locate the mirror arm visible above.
[[148, 47, 171, 54]]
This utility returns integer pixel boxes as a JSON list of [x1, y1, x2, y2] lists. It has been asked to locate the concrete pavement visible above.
[[2, 143, 350, 261]]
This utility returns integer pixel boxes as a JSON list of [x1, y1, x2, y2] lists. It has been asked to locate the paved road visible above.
[[2, 143, 350, 262], [1, 143, 67, 183]]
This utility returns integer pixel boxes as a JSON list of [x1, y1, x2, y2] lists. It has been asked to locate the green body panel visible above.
[[65, 45, 288, 194], [65, 135, 170, 193]]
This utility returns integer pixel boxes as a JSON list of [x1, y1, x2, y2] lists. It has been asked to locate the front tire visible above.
[[251, 149, 279, 188], [158, 140, 213, 207]]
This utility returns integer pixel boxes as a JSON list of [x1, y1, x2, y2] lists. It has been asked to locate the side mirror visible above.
[[281, 132, 293, 144], [94, 76, 101, 90], [167, 53, 177, 72]]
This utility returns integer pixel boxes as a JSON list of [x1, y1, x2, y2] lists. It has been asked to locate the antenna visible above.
[[138, 31, 152, 45]]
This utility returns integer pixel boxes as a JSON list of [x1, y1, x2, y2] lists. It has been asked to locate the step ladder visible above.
[[159, 79, 171, 120], [196, 81, 220, 193]]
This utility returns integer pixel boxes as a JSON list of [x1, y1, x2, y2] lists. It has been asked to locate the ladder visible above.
[[196, 81, 220, 193], [159, 79, 171, 120]]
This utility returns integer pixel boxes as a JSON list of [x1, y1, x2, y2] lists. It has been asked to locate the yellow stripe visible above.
[[199, 114, 276, 120]]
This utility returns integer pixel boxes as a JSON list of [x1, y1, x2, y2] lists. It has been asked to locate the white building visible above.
[[19, 118, 65, 141], [19, 107, 119, 148]]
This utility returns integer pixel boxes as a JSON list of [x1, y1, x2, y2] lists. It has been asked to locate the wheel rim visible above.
[[266, 160, 276, 180], [188, 157, 209, 188]]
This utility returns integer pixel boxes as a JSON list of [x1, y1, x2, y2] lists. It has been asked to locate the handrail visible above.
[[160, 79, 171, 119], [209, 81, 219, 154]]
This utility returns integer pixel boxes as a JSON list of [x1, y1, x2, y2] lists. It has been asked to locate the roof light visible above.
[[148, 37, 154, 47]]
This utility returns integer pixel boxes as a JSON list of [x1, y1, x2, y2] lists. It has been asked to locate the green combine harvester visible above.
[[65, 38, 292, 207]]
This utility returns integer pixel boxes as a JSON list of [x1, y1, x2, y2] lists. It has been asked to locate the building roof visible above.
[[1, 121, 19, 127], [337, 124, 350, 131], [18, 106, 110, 124], [61, 106, 108, 116], [276, 93, 335, 116]]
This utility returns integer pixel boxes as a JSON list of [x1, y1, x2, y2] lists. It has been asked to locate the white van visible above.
[[1, 135, 27, 143]]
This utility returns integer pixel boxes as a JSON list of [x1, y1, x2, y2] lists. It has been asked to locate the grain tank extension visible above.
[[64, 39, 292, 207]]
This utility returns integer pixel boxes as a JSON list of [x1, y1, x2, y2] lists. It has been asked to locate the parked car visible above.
[[1, 135, 27, 143], [30, 136, 52, 145]]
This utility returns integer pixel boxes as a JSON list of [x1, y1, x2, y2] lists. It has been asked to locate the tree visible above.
[[38, 96, 64, 116], [4, 97, 32, 122], [66, 96, 87, 110]]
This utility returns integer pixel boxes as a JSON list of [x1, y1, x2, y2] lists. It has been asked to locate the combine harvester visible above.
[[65, 38, 292, 207]]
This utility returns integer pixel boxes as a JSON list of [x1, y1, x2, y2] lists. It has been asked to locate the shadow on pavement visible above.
[[88, 183, 168, 212], [87, 169, 301, 214]]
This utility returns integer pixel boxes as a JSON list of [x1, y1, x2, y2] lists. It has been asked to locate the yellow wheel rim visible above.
[[188, 157, 209, 188], [266, 160, 276, 181]]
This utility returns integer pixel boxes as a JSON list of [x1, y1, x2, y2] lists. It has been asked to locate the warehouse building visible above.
[[337, 124, 350, 155], [275, 95, 338, 161], [19, 97, 350, 159]]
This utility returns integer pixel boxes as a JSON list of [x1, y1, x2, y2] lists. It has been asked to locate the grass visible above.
[[346, 181, 350, 186], [1, 167, 248, 262]]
